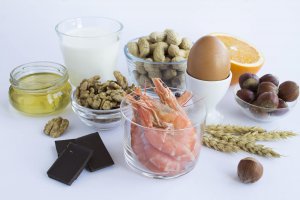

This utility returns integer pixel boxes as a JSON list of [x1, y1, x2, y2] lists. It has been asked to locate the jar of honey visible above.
[[9, 62, 72, 116]]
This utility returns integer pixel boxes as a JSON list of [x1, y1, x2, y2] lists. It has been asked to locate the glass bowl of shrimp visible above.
[[120, 78, 206, 179]]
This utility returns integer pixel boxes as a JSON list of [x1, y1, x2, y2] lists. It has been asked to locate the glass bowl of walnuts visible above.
[[124, 29, 192, 89], [71, 72, 135, 130], [234, 73, 298, 122]]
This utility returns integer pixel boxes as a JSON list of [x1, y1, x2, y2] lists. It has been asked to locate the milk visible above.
[[60, 27, 120, 86]]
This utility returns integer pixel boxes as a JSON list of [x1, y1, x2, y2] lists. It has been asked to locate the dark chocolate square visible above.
[[47, 143, 93, 185], [76, 132, 114, 172], [55, 139, 76, 156]]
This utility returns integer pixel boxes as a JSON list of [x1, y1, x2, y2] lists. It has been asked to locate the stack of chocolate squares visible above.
[[47, 132, 114, 185]]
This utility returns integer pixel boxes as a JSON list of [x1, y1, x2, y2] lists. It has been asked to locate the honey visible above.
[[9, 62, 72, 116]]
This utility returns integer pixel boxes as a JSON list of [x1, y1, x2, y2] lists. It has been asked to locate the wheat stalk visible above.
[[206, 124, 266, 134], [203, 125, 297, 157], [203, 133, 281, 158], [203, 135, 239, 152], [241, 131, 297, 141], [236, 140, 281, 158]]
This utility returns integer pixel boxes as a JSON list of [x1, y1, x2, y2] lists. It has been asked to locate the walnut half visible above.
[[44, 117, 69, 138]]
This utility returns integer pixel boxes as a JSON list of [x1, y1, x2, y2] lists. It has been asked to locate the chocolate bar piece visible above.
[[55, 139, 76, 156], [76, 132, 114, 172], [47, 143, 93, 185]]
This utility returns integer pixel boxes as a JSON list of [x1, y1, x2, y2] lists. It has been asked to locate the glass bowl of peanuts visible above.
[[124, 30, 192, 89]]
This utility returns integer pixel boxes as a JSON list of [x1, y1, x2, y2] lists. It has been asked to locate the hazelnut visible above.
[[236, 89, 255, 103], [239, 73, 259, 92], [257, 82, 278, 96], [237, 157, 263, 183], [255, 92, 279, 109], [278, 98, 288, 109], [259, 74, 279, 86], [278, 81, 299, 102], [272, 98, 289, 116]]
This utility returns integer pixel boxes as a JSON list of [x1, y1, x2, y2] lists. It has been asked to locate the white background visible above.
[[1, 0, 300, 199]]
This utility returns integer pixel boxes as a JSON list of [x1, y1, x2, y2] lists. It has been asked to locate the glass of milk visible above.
[[55, 17, 123, 86]]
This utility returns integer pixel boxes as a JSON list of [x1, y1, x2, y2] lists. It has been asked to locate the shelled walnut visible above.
[[44, 117, 69, 138]]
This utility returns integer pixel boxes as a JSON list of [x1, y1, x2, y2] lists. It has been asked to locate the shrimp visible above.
[[131, 123, 183, 173], [126, 78, 199, 173]]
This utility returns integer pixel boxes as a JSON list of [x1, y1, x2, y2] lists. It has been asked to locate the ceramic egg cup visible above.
[[186, 71, 232, 124]]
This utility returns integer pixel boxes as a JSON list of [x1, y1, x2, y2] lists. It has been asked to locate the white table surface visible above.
[[1, 0, 300, 199]]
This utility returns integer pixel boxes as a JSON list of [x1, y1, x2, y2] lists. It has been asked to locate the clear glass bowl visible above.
[[234, 86, 297, 122], [121, 87, 206, 179], [124, 38, 187, 89], [71, 89, 122, 130]]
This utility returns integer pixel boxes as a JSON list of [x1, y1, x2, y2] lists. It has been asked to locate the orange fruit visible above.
[[210, 33, 264, 85]]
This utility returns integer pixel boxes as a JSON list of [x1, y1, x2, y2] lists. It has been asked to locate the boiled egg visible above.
[[187, 35, 230, 81]]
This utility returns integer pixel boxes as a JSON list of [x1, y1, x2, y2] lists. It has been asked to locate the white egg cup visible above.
[[186, 71, 232, 124]]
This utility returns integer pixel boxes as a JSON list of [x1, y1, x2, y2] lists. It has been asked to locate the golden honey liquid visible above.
[[9, 73, 72, 116]]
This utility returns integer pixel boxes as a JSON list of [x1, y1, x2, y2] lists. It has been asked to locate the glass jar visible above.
[[9, 61, 72, 116]]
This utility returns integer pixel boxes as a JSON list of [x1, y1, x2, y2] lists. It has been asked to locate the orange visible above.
[[210, 33, 264, 85]]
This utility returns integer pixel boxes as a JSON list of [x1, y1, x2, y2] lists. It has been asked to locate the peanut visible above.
[[138, 75, 152, 87], [171, 73, 185, 88], [159, 57, 171, 70], [162, 69, 177, 80], [153, 42, 168, 62], [132, 70, 140, 80], [172, 56, 187, 72], [168, 44, 187, 58], [165, 29, 182, 46], [144, 58, 155, 72], [179, 37, 192, 50], [135, 62, 147, 75], [149, 32, 166, 43], [148, 70, 162, 79], [138, 38, 150, 58], [127, 42, 139, 57]]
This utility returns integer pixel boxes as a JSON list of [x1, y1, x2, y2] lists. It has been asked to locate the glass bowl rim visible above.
[[120, 87, 206, 132], [124, 37, 188, 65], [55, 16, 123, 38], [233, 85, 298, 111]]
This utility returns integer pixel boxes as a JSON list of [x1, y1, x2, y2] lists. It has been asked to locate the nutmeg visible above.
[[237, 157, 263, 183], [278, 81, 299, 102]]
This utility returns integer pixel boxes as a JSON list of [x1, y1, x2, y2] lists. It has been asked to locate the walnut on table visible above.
[[44, 117, 69, 138]]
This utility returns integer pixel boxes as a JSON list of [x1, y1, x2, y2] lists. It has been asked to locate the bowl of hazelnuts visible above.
[[234, 73, 299, 122]]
